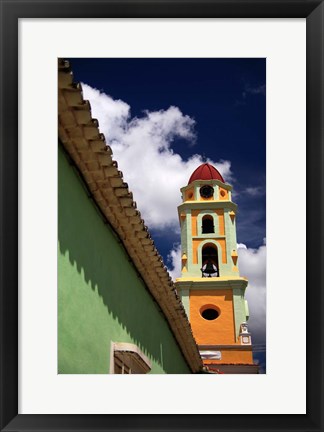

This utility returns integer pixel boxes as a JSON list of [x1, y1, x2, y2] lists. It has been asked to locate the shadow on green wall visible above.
[[58, 147, 189, 373]]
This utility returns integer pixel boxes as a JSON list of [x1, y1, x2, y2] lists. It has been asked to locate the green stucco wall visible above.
[[58, 146, 190, 374]]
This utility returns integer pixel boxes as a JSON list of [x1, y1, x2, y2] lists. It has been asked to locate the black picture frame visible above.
[[1, 1, 323, 431]]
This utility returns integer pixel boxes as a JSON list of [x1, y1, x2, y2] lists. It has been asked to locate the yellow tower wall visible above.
[[191, 210, 199, 236], [203, 350, 253, 365], [189, 288, 253, 365], [190, 289, 236, 345], [214, 209, 225, 234]]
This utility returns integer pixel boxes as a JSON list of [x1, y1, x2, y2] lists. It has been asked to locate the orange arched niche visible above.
[[192, 239, 227, 264]]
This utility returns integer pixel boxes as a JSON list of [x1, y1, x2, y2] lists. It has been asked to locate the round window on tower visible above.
[[200, 185, 214, 198], [200, 305, 220, 321]]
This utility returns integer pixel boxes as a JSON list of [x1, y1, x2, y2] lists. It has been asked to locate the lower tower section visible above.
[[176, 277, 258, 373]]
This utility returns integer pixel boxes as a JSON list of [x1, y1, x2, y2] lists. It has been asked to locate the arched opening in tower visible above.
[[201, 244, 219, 277], [202, 215, 214, 234]]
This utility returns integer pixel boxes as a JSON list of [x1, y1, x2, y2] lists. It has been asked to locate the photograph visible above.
[[58, 58, 266, 374], [1, 0, 323, 428]]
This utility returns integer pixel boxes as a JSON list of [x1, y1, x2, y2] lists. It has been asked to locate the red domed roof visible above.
[[188, 163, 224, 185]]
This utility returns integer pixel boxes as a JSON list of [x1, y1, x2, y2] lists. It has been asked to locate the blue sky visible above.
[[68, 58, 266, 373]]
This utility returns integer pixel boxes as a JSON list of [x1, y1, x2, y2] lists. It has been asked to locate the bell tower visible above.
[[176, 163, 258, 373]]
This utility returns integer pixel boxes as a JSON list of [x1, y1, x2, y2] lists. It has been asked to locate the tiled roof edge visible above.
[[58, 59, 203, 373]]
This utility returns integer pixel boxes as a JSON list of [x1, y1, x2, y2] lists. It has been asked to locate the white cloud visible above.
[[243, 83, 266, 98], [167, 244, 182, 281], [82, 83, 233, 230], [244, 186, 265, 197], [238, 241, 266, 345], [237, 243, 247, 250]]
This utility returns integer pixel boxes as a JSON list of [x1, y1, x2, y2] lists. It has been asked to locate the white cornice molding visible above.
[[178, 201, 237, 212]]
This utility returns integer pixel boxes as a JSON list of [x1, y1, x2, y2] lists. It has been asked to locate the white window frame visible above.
[[110, 342, 152, 374]]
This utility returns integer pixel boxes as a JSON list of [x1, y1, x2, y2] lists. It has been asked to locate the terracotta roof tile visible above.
[[58, 58, 203, 373]]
